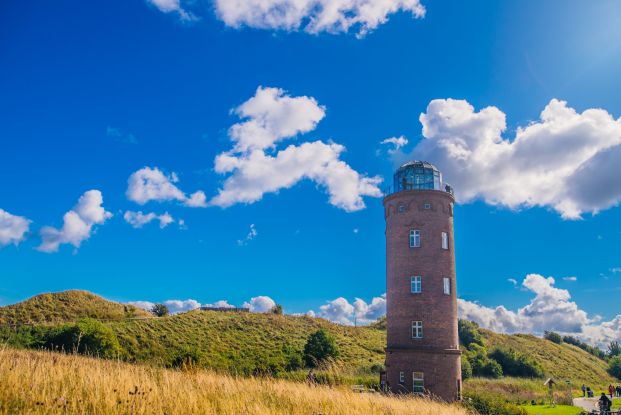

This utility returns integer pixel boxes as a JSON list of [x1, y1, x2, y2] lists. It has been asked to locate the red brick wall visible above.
[[383, 189, 461, 401]]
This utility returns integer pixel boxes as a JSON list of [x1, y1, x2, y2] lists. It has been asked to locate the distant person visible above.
[[581, 384, 586, 397], [609, 384, 615, 398], [599, 392, 612, 414], [587, 387, 594, 398], [616, 385, 621, 397]]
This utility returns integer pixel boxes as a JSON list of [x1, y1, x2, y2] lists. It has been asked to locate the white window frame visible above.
[[413, 372, 424, 393], [409, 230, 420, 248], [411, 276, 422, 294], [424, 203, 431, 210], [398, 204, 405, 213], [441, 232, 449, 250], [411, 321, 423, 339], [443, 277, 451, 295], [399, 371, 405, 384]]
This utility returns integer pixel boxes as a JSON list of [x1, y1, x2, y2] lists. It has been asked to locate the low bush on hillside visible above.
[[462, 392, 528, 415], [459, 320, 484, 348], [44, 318, 121, 358], [562, 335, 607, 359], [489, 348, 544, 378], [459, 321, 503, 379], [609, 355, 621, 380], [304, 329, 339, 368], [543, 331, 563, 344]]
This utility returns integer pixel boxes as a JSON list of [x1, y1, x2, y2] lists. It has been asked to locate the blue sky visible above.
[[1, 0, 621, 343]]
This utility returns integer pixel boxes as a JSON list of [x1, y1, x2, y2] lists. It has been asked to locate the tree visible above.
[[608, 341, 621, 358], [270, 304, 283, 315], [303, 329, 339, 367], [151, 303, 169, 317], [608, 355, 621, 380], [543, 331, 562, 344]]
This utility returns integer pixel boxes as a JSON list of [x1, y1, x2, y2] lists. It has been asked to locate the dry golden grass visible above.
[[0, 348, 468, 415]]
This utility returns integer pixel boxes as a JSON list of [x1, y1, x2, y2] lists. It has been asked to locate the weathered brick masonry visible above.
[[384, 184, 462, 402]]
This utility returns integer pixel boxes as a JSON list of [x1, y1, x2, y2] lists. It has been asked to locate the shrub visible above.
[[171, 346, 204, 369], [462, 392, 528, 415], [465, 343, 502, 378], [543, 331, 562, 344], [489, 348, 544, 378], [461, 356, 473, 379], [44, 319, 121, 358], [151, 303, 169, 317], [563, 335, 606, 359], [609, 355, 621, 380], [270, 304, 284, 315], [608, 341, 621, 358], [303, 330, 339, 367], [459, 320, 484, 348]]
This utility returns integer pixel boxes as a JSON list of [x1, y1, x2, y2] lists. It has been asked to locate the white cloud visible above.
[[0, 209, 31, 247], [611, 267, 621, 274], [563, 276, 577, 282], [211, 87, 382, 212], [106, 126, 137, 144], [507, 278, 518, 286], [203, 300, 235, 309], [243, 296, 276, 312], [315, 294, 386, 325], [214, 0, 425, 36], [458, 273, 621, 348], [127, 300, 155, 311], [406, 98, 621, 219], [123, 210, 176, 229], [237, 223, 258, 246], [380, 135, 408, 154], [163, 299, 202, 313], [126, 167, 206, 207], [38, 190, 112, 253], [146, 0, 195, 21]]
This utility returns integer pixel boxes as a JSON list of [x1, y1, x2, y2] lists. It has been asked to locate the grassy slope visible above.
[[0, 348, 467, 415], [0, 290, 151, 325], [110, 310, 385, 373], [482, 329, 615, 386], [0, 290, 615, 390]]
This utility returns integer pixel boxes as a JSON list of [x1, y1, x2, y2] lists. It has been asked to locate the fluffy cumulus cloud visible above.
[[214, 0, 425, 36], [211, 87, 382, 211], [0, 209, 31, 247], [127, 167, 207, 208], [408, 98, 621, 219], [38, 190, 112, 253], [243, 296, 277, 312], [316, 294, 386, 325], [458, 274, 621, 348], [123, 211, 175, 229], [145, 0, 195, 21]]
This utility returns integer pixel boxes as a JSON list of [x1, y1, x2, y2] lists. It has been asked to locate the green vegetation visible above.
[[521, 405, 582, 415], [0, 290, 150, 325], [1, 290, 617, 396], [609, 355, 621, 379], [544, 331, 563, 344], [270, 304, 284, 315], [43, 318, 122, 358], [462, 392, 527, 415], [608, 341, 621, 358], [562, 335, 606, 360], [303, 329, 339, 367], [151, 303, 169, 317]]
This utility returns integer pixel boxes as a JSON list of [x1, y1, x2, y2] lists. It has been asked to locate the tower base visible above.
[[385, 347, 462, 402]]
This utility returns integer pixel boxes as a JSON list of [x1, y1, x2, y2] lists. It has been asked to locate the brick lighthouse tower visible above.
[[383, 161, 461, 401]]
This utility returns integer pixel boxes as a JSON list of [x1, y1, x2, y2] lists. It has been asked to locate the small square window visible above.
[[398, 204, 405, 213], [399, 371, 405, 384], [424, 203, 431, 210], [409, 230, 420, 248]]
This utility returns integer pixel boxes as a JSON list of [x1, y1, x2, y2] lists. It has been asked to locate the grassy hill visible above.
[[0, 290, 151, 325], [0, 290, 616, 395], [0, 347, 467, 415]]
